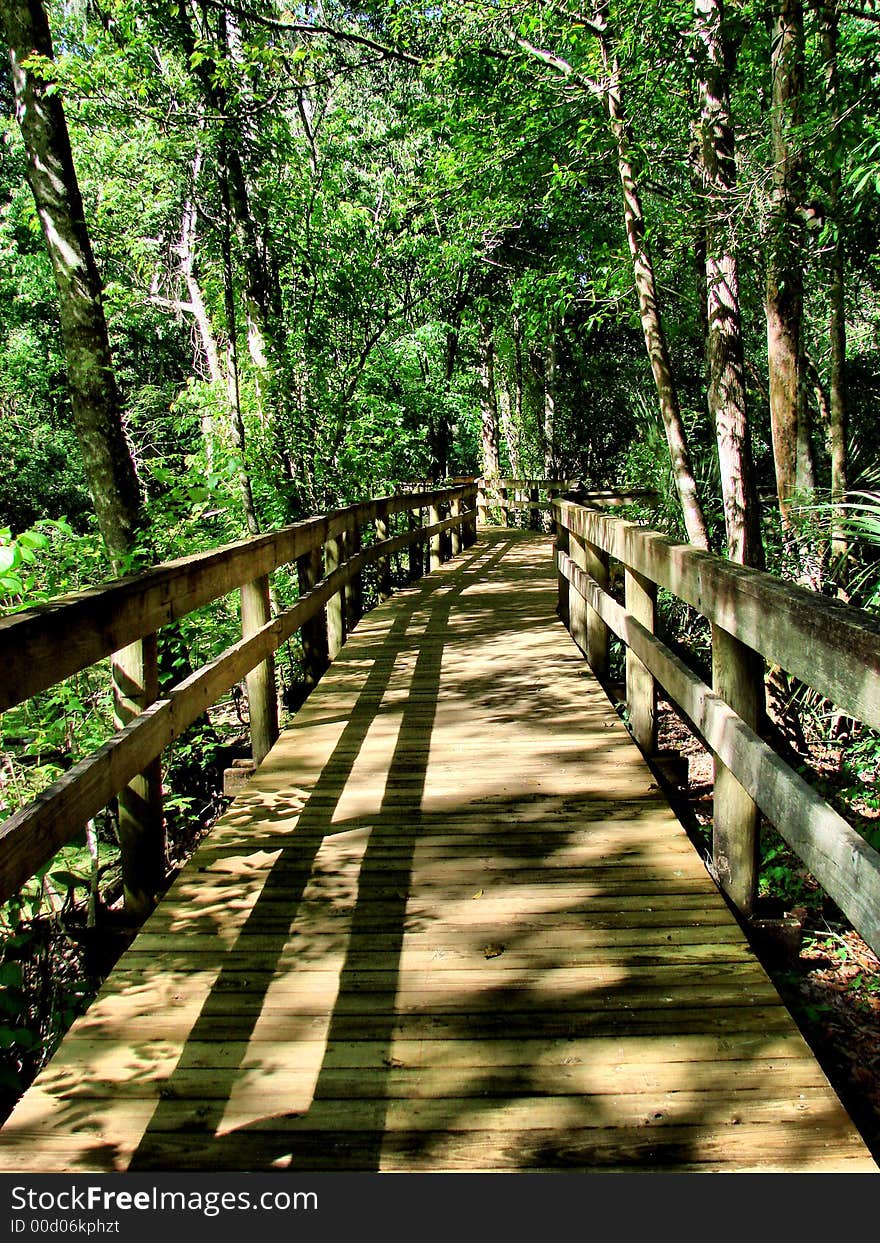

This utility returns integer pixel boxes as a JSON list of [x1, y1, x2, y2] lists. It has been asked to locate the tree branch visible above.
[[198, 0, 424, 66], [515, 37, 603, 95]]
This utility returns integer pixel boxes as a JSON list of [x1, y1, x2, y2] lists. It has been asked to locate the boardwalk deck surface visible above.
[[1, 531, 875, 1172]]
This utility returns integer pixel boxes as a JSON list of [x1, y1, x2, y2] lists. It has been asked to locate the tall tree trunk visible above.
[[694, 0, 764, 568], [499, 383, 521, 480], [173, 2, 277, 378], [2, 0, 174, 919], [512, 313, 525, 434], [818, 0, 849, 589], [595, 18, 711, 550], [177, 153, 227, 467], [1, 0, 144, 572], [544, 329, 557, 480], [173, 154, 223, 385], [219, 151, 261, 537], [766, 0, 806, 535], [479, 319, 501, 479]]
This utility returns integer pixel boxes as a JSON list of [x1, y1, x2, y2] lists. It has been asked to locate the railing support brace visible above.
[[376, 512, 391, 600], [556, 523, 570, 630], [113, 635, 164, 920], [429, 503, 442, 571], [625, 567, 656, 754], [297, 547, 328, 684], [712, 624, 762, 915], [450, 497, 462, 557], [343, 526, 362, 630], [584, 540, 610, 680], [325, 535, 345, 659], [242, 574, 279, 766], [408, 506, 423, 580]]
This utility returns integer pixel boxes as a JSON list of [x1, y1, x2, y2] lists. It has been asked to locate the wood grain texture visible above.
[[0, 532, 873, 1174], [554, 498, 880, 728], [557, 547, 880, 957], [0, 485, 476, 712]]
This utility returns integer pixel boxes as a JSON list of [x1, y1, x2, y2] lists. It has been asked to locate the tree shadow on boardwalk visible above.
[[125, 537, 516, 1170], [8, 533, 871, 1173]]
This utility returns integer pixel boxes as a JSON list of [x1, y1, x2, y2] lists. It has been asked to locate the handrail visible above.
[[552, 495, 880, 957], [0, 484, 471, 712], [475, 477, 657, 526], [0, 483, 478, 915]]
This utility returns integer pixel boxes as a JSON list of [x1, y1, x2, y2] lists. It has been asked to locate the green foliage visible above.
[[0, 1, 879, 1121]]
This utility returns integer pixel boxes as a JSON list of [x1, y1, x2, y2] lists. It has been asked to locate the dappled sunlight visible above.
[[0, 531, 874, 1173]]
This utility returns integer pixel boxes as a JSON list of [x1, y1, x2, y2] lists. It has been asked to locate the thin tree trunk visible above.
[[694, 0, 764, 568], [818, 0, 849, 589], [498, 371, 522, 480], [479, 319, 502, 479], [219, 151, 261, 537], [1, 0, 144, 571], [179, 155, 224, 388], [544, 329, 557, 480], [512, 313, 525, 433], [174, 2, 277, 380], [796, 370, 818, 495], [176, 153, 228, 468], [766, 0, 805, 535], [595, 19, 711, 550]]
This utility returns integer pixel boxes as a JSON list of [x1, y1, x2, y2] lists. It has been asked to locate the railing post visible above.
[[376, 509, 391, 600], [325, 534, 345, 659], [548, 487, 559, 535], [712, 624, 762, 915], [241, 574, 279, 766], [408, 505, 423, 580], [466, 488, 479, 546], [429, 501, 442, 571], [556, 519, 570, 630], [529, 484, 540, 532], [476, 480, 487, 528], [343, 525, 362, 630], [113, 635, 164, 920], [567, 532, 589, 656], [499, 483, 510, 528], [584, 539, 610, 681], [450, 496, 462, 557], [625, 567, 657, 754], [297, 546, 328, 684]]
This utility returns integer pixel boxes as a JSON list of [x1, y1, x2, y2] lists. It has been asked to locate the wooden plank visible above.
[[0, 530, 872, 1175], [241, 574, 278, 765], [39, 1032, 822, 1069], [559, 547, 880, 959], [112, 633, 164, 919], [555, 497, 880, 728], [0, 484, 477, 711], [624, 566, 656, 753], [711, 622, 761, 914]]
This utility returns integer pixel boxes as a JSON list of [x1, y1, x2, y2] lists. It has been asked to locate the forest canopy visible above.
[[0, 0, 877, 591]]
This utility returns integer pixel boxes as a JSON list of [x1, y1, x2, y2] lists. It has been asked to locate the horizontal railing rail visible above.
[[0, 483, 478, 916], [552, 495, 880, 957], [475, 477, 656, 527]]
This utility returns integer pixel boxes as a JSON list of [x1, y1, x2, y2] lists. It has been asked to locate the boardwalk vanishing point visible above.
[[0, 529, 876, 1172]]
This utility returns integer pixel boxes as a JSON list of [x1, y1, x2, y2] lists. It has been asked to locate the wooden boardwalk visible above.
[[0, 531, 875, 1172]]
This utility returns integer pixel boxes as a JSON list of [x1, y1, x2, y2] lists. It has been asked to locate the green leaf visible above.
[[0, 962, 23, 988], [49, 870, 86, 889]]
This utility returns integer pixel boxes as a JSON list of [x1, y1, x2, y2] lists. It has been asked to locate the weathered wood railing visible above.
[[477, 477, 579, 527], [553, 495, 880, 957], [0, 483, 478, 918], [476, 478, 656, 527]]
